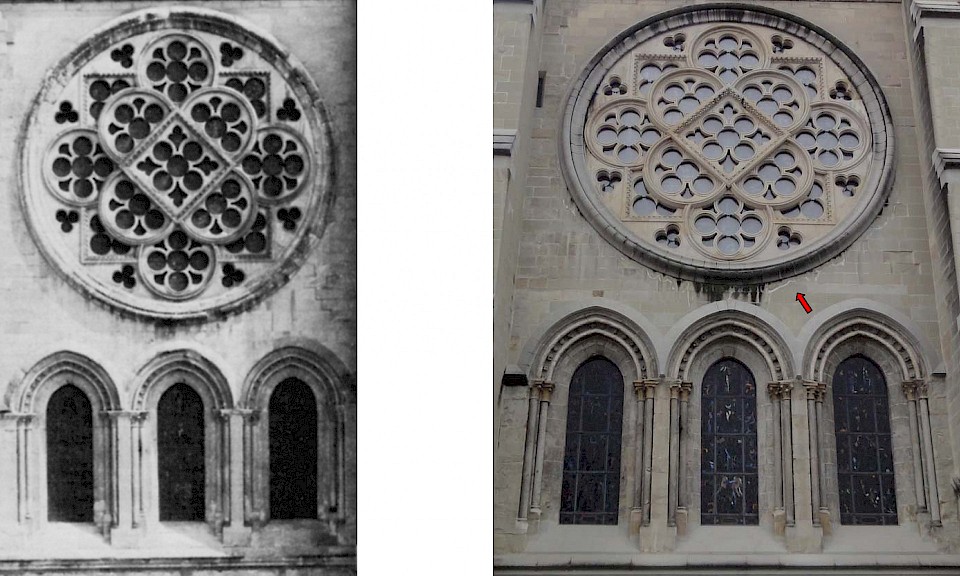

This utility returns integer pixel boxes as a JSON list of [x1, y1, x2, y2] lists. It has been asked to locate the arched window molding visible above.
[[240, 346, 352, 540], [7, 352, 120, 536], [130, 350, 233, 535], [516, 308, 656, 541], [802, 308, 941, 531], [665, 311, 794, 539], [681, 343, 777, 540], [520, 336, 643, 546]]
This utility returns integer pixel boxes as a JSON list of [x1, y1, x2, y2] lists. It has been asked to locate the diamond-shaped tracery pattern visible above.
[[37, 29, 314, 303], [582, 21, 874, 262]]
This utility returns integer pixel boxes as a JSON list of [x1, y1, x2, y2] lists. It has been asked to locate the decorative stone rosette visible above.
[[20, 8, 332, 319], [563, 8, 893, 281]]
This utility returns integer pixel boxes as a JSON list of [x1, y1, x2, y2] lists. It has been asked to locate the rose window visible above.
[[20, 8, 332, 319], [561, 8, 893, 281]]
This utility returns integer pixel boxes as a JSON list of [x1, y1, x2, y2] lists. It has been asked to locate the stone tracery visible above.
[[21, 12, 331, 319], [565, 13, 892, 280]]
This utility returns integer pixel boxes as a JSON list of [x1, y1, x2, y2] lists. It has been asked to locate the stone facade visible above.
[[0, 2, 356, 575], [494, 0, 960, 572]]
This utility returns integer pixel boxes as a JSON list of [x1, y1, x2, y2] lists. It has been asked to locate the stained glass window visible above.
[[701, 358, 759, 525], [46, 384, 94, 522], [158, 383, 206, 521], [560, 356, 624, 525], [269, 378, 318, 520], [832, 356, 898, 525]]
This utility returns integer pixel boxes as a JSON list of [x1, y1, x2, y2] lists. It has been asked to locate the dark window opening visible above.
[[701, 358, 759, 525], [536, 71, 545, 108], [47, 384, 94, 522], [158, 383, 206, 521], [560, 356, 624, 525], [269, 377, 318, 519], [833, 355, 898, 525]]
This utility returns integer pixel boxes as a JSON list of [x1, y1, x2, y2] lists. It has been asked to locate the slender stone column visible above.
[[668, 382, 681, 526], [106, 411, 142, 546], [901, 380, 927, 511], [641, 379, 658, 524], [518, 383, 541, 520], [780, 381, 795, 526], [130, 412, 147, 528], [916, 382, 942, 526], [677, 382, 692, 511], [529, 381, 555, 517], [767, 383, 784, 518], [243, 410, 261, 527], [221, 409, 253, 545], [632, 381, 645, 510], [803, 381, 821, 525], [16, 415, 33, 524], [815, 383, 830, 525]]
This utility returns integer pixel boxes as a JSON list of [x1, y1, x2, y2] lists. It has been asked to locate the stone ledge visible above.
[[495, 129, 519, 157], [494, 552, 960, 568], [0, 553, 357, 573]]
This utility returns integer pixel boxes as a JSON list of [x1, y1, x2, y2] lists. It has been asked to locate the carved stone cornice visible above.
[[911, 1, 960, 41], [932, 148, 960, 187]]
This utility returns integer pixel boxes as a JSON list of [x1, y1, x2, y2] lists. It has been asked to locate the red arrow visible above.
[[796, 292, 812, 314]]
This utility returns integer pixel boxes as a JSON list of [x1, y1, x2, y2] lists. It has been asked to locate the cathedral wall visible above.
[[0, 0, 356, 566], [495, 0, 960, 560]]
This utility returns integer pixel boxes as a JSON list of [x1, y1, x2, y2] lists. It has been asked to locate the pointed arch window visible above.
[[833, 355, 898, 525], [269, 377, 318, 519], [701, 358, 759, 525], [157, 383, 206, 521], [560, 356, 624, 525], [46, 384, 94, 522]]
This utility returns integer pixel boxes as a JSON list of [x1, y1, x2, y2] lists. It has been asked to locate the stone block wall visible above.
[[0, 0, 356, 570], [494, 0, 960, 566]]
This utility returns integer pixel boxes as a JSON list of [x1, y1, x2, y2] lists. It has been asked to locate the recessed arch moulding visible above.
[[559, 4, 895, 283], [519, 300, 936, 385]]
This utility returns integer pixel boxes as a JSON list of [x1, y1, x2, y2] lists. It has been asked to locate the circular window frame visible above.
[[17, 7, 336, 321], [559, 3, 894, 283]]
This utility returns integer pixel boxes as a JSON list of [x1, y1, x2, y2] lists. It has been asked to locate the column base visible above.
[[638, 523, 676, 552], [109, 526, 145, 548], [675, 507, 688, 537], [772, 509, 786, 536], [818, 508, 832, 535], [222, 524, 252, 547], [629, 508, 643, 536]]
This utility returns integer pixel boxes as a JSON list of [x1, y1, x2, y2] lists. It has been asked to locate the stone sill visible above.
[[495, 552, 960, 569]]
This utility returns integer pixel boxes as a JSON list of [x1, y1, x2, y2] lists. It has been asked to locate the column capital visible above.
[[669, 381, 681, 399], [218, 408, 256, 420], [536, 381, 555, 402], [902, 379, 923, 401], [679, 381, 693, 401], [642, 378, 659, 400], [767, 381, 782, 399], [801, 379, 821, 401], [105, 410, 147, 420]]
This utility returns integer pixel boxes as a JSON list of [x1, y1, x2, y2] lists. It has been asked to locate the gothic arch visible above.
[[802, 307, 929, 383], [7, 351, 120, 531], [240, 345, 351, 531], [10, 351, 120, 414], [129, 349, 232, 531], [526, 306, 658, 383], [130, 349, 233, 412], [665, 303, 795, 382]]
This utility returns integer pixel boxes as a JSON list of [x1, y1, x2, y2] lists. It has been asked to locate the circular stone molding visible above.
[[19, 7, 334, 320], [560, 4, 894, 282]]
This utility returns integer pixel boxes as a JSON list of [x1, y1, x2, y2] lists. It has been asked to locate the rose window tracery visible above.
[[563, 8, 892, 281], [21, 9, 332, 319]]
